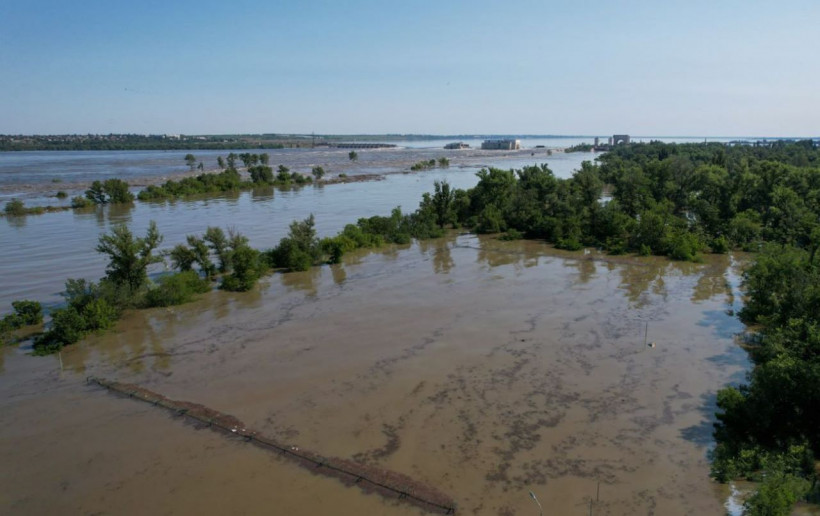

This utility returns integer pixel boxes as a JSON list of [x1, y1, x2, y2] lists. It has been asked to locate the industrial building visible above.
[[481, 139, 521, 150]]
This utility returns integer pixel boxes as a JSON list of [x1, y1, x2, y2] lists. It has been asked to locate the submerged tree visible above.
[[95, 221, 163, 292]]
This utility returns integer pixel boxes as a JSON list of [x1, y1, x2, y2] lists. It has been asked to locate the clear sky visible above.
[[1, 0, 818, 136]]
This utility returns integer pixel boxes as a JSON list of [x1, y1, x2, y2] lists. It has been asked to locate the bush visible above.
[[499, 229, 523, 241], [71, 196, 93, 209], [145, 271, 211, 307], [55, 191, 67, 199], [744, 473, 811, 516], [667, 231, 703, 261], [220, 246, 266, 291], [711, 235, 730, 254], [11, 300, 42, 326], [4, 199, 26, 216]]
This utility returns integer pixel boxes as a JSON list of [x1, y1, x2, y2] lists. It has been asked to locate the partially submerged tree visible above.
[[96, 221, 163, 292]]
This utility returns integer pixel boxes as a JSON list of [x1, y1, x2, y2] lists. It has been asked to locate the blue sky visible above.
[[1, 0, 818, 136]]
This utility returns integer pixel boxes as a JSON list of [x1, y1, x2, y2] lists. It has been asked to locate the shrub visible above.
[[71, 196, 93, 209], [55, 191, 68, 199], [744, 473, 811, 516], [11, 300, 42, 326], [145, 271, 211, 307], [667, 231, 703, 261], [711, 235, 729, 254], [499, 229, 523, 241], [4, 199, 26, 216], [220, 246, 266, 291]]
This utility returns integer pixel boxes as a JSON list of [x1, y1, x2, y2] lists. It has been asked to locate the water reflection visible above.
[[4, 215, 26, 229], [691, 254, 732, 304], [433, 240, 454, 275], [279, 267, 321, 297], [563, 255, 597, 284], [330, 264, 347, 286]]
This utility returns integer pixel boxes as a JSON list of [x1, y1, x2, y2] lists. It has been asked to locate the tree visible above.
[[185, 153, 197, 171], [348, 151, 358, 161], [431, 180, 455, 228], [197, 161, 204, 171], [96, 221, 164, 292], [312, 166, 325, 180], [204, 226, 231, 273], [260, 153, 270, 165], [217, 156, 226, 170]]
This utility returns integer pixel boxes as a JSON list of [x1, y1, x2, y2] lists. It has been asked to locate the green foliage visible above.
[[266, 215, 320, 271], [312, 166, 326, 180], [565, 143, 594, 152], [204, 226, 231, 273], [0, 300, 43, 343], [169, 244, 197, 271], [185, 153, 197, 170], [55, 191, 67, 199], [4, 198, 27, 216], [711, 235, 730, 254], [34, 279, 121, 354], [220, 245, 266, 291], [145, 271, 211, 307], [499, 229, 523, 241], [348, 151, 358, 161], [71, 196, 93, 209], [11, 300, 42, 326], [137, 169, 242, 201], [249, 165, 274, 184], [667, 230, 703, 262], [744, 473, 812, 516], [96, 221, 164, 292], [85, 179, 134, 204]]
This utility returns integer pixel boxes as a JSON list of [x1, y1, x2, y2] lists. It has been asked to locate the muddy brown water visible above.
[[0, 235, 750, 515]]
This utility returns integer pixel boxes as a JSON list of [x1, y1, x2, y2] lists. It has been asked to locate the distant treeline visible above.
[[0, 134, 317, 151]]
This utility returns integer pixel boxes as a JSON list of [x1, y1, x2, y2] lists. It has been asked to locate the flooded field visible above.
[[0, 235, 751, 515]]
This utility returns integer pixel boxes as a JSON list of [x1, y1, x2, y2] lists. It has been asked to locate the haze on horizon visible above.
[[1, 0, 818, 137]]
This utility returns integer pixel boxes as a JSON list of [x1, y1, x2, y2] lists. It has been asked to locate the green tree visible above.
[[217, 156, 226, 170], [312, 166, 326, 180], [348, 151, 358, 161], [204, 226, 231, 273], [96, 221, 164, 292], [185, 153, 197, 170]]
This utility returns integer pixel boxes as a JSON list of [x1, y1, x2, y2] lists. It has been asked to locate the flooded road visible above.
[[0, 235, 750, 515]]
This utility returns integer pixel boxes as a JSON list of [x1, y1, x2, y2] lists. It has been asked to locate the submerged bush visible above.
[[145, 271, 211, 307], [4, 199, 26, 216]]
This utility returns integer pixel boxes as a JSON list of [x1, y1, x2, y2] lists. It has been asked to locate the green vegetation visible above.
[[137, 153, 311, 201], [96, 221, 164, 292], [565, 143, 594, 152], [144, 271, 211, 307], [348, 151, 358, 161], [710, 244, 820, 512], [4, 198, 39, 216], [71, 196, 93, 209], [312, 166, 326, 180], [1, 300, 43, 345], [55, 191, 67, 199], [85, 179, 135, 204], [410, 158, 450, 171], [184, 153, 197, 170]]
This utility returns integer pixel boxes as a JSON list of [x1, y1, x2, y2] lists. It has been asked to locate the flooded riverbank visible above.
[[0, 236, 750, 515]]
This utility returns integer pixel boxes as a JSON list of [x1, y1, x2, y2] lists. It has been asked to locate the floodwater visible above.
[[0, 146, 598, 310], [0, 144, 591, 206], [0, 235, 752, 515]]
